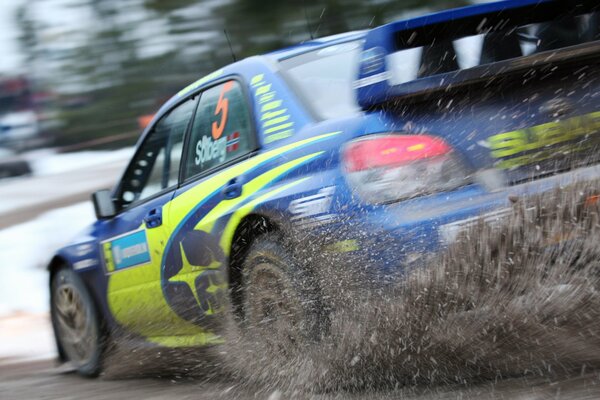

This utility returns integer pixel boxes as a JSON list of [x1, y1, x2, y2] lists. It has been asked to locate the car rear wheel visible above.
[[51, 268, 103, 377], [241, 234, 326, 353]]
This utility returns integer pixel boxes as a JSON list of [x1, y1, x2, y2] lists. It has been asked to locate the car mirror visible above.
[[92, 189, 116, 219]]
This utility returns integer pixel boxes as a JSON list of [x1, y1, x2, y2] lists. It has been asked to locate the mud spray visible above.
[[217, 179, 600, 394], [105, 179, 600, 397]]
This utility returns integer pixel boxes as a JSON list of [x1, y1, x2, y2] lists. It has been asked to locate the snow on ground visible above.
[[0, 148, 131, 362], [0, 202, 94, 361], [0, 313, 55, 363], [23, 147, 133, 176], [0, 148, 131, 217], [0, 202, 94, 317]]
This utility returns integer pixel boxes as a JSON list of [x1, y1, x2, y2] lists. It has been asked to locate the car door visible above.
[[98, 96, 197, 338], [160, 79, 258, 329]]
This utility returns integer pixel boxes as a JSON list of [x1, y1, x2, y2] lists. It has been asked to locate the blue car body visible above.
[[49, 0, 600, 349]]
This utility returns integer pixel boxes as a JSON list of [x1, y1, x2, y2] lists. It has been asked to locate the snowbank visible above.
[[0, 202, 94, 317], [0, 313, 55, 363], [0, 148, 131, 217], [24, 147, 133, 176]]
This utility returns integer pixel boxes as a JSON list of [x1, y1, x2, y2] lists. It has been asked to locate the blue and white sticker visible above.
[[109, 230, 151, 271]]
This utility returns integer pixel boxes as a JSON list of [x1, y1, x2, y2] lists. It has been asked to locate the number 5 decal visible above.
[[212, 81, 234, 140]]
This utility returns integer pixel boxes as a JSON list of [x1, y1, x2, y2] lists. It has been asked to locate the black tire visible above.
[[241, 233, 327, 352], [51, 268, 103, 377]]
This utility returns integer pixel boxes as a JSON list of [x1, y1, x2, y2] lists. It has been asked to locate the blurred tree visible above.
[[142, 0, 198, 13], [15, 0, 468, 148], [15, 4, 39, 68]]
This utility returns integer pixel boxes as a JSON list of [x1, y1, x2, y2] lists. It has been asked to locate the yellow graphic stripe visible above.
[[259, 93, 276, 104], [250, 74, 265, 86], [196, 152, 324, 234], [261, 100, 283, 113], [219, 178, 310, 253], [149, 333, 224, 348], [150, 180, 310, 346], [265, 122, 294, 134], [263, 115, 290, 128], [261, 109, 287, 121], [255, 84, 272, 95], [251, 73, 295, 144], [265, 130, 294, 144], [169, 130, 340, 223]]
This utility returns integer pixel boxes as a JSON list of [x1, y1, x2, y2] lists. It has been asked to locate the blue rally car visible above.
[[48, 0, 600, 375]]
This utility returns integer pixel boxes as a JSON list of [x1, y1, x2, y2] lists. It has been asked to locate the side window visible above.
[[183, 80, 255, 180], [118, 98, 196, 208]]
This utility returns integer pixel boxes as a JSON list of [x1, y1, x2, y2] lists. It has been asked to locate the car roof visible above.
[[264, 31, 367, 60]]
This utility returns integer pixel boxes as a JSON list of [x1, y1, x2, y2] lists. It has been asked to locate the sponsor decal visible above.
[[73, 258, 98, 271], [439, 208, 512, 243], [74, 243, 94, 257], [194, 132, 239, 166], [103, 230, 151, 271], [353, 71, 391, 89], [195, 81, 239, 167], [360, 47, 386, 75], [289, 186, 336, 227], [226, 131, 240, 152], [165, 230, 227, 319], [487, 111, 600, 169], [195, 135, 226, 166], [211, 81, 234, 140]]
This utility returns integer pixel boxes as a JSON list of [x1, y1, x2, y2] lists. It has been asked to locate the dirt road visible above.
[[2, 358, 600, 399]]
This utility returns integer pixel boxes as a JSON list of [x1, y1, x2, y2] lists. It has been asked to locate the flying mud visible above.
[[217, 179, 600, 394]]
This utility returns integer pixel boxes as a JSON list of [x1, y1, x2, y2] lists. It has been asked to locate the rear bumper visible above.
[[320, 164, 600, 273]]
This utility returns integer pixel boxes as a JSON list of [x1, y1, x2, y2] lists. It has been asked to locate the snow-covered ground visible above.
[[0, 148, 131, 217], [0, 201, 94, 316], [0, 202, 94, 362], [0, 313, 55, 363], [0, 149, 130, 362], [23, 147, 133, 177], [0, 148, 131, 314]]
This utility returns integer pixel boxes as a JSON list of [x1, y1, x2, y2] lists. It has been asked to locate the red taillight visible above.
[[342, 134, 470, 204], [343, 135, 451, 172]]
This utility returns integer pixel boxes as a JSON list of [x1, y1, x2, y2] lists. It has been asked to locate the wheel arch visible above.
[[48, 255, 69, 282]]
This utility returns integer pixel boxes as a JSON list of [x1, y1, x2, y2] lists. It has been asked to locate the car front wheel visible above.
[[51, 268, 103, 377]]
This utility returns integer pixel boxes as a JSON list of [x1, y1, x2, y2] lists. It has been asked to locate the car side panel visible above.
[[50, 61, 373, 347]]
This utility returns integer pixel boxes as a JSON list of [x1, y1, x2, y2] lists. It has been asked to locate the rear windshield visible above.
[[388, 8, 600, 85], [280, 41, 362, 119]]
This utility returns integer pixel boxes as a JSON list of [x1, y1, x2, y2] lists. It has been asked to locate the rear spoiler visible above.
[[355, 0, 599, 109]]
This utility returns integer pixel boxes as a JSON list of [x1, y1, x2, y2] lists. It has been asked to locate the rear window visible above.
[[388, 9, 600, 85], [280, 41, 362, 119]]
